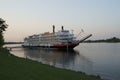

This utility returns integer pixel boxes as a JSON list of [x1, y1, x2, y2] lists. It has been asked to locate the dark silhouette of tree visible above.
[[0, 18, 8, 47]]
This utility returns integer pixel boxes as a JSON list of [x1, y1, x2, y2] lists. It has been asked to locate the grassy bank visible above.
[[0, 48, 103, 80]]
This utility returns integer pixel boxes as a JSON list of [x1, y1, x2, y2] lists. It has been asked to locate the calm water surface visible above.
[[5, 43, 120, 80]]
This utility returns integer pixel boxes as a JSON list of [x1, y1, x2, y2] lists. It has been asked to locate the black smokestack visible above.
[[61, 26, 64, 31], [53, 25, 55, 33]]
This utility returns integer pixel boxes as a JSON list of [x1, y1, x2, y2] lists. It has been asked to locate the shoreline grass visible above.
[[0, 48, 103, 80]]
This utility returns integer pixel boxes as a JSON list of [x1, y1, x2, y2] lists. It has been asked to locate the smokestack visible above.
[[53, 25, 55, 33], [61, 26, 64, 31]]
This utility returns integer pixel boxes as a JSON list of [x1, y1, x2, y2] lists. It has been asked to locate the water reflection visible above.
[[23, 48, 93, 72], [6, 43, 120, 80]]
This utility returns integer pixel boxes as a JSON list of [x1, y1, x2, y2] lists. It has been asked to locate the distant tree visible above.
[[0, 18, 8, 47], [106, 37, 120, 42]]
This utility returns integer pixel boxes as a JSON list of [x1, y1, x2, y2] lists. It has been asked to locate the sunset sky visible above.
[[0, 0, 120, 42]]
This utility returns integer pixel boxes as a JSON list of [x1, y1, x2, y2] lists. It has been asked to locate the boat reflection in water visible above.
[[23, 48, 93, 73]]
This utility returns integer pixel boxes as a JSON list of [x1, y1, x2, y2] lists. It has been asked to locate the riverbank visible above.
[[0, 48, 103, 80], [85, 37, 120, 43]]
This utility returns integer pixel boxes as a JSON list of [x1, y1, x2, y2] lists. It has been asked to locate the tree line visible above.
[[0, 18, 8, 47], [85, 37, 120, 43]]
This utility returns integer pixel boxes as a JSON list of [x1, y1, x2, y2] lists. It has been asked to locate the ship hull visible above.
[[22, 43, 79, 50]]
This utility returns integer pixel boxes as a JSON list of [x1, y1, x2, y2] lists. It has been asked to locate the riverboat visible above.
[[22, 25, 92, 50]]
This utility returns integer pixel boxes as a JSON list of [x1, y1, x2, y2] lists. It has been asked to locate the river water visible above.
[[5, 43, 120, 80]]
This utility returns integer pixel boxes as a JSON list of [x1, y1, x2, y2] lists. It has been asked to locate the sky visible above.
[[0, 0, 120, 42]]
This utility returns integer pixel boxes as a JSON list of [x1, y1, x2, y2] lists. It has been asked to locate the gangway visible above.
[[4, 46, 22, 51]]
